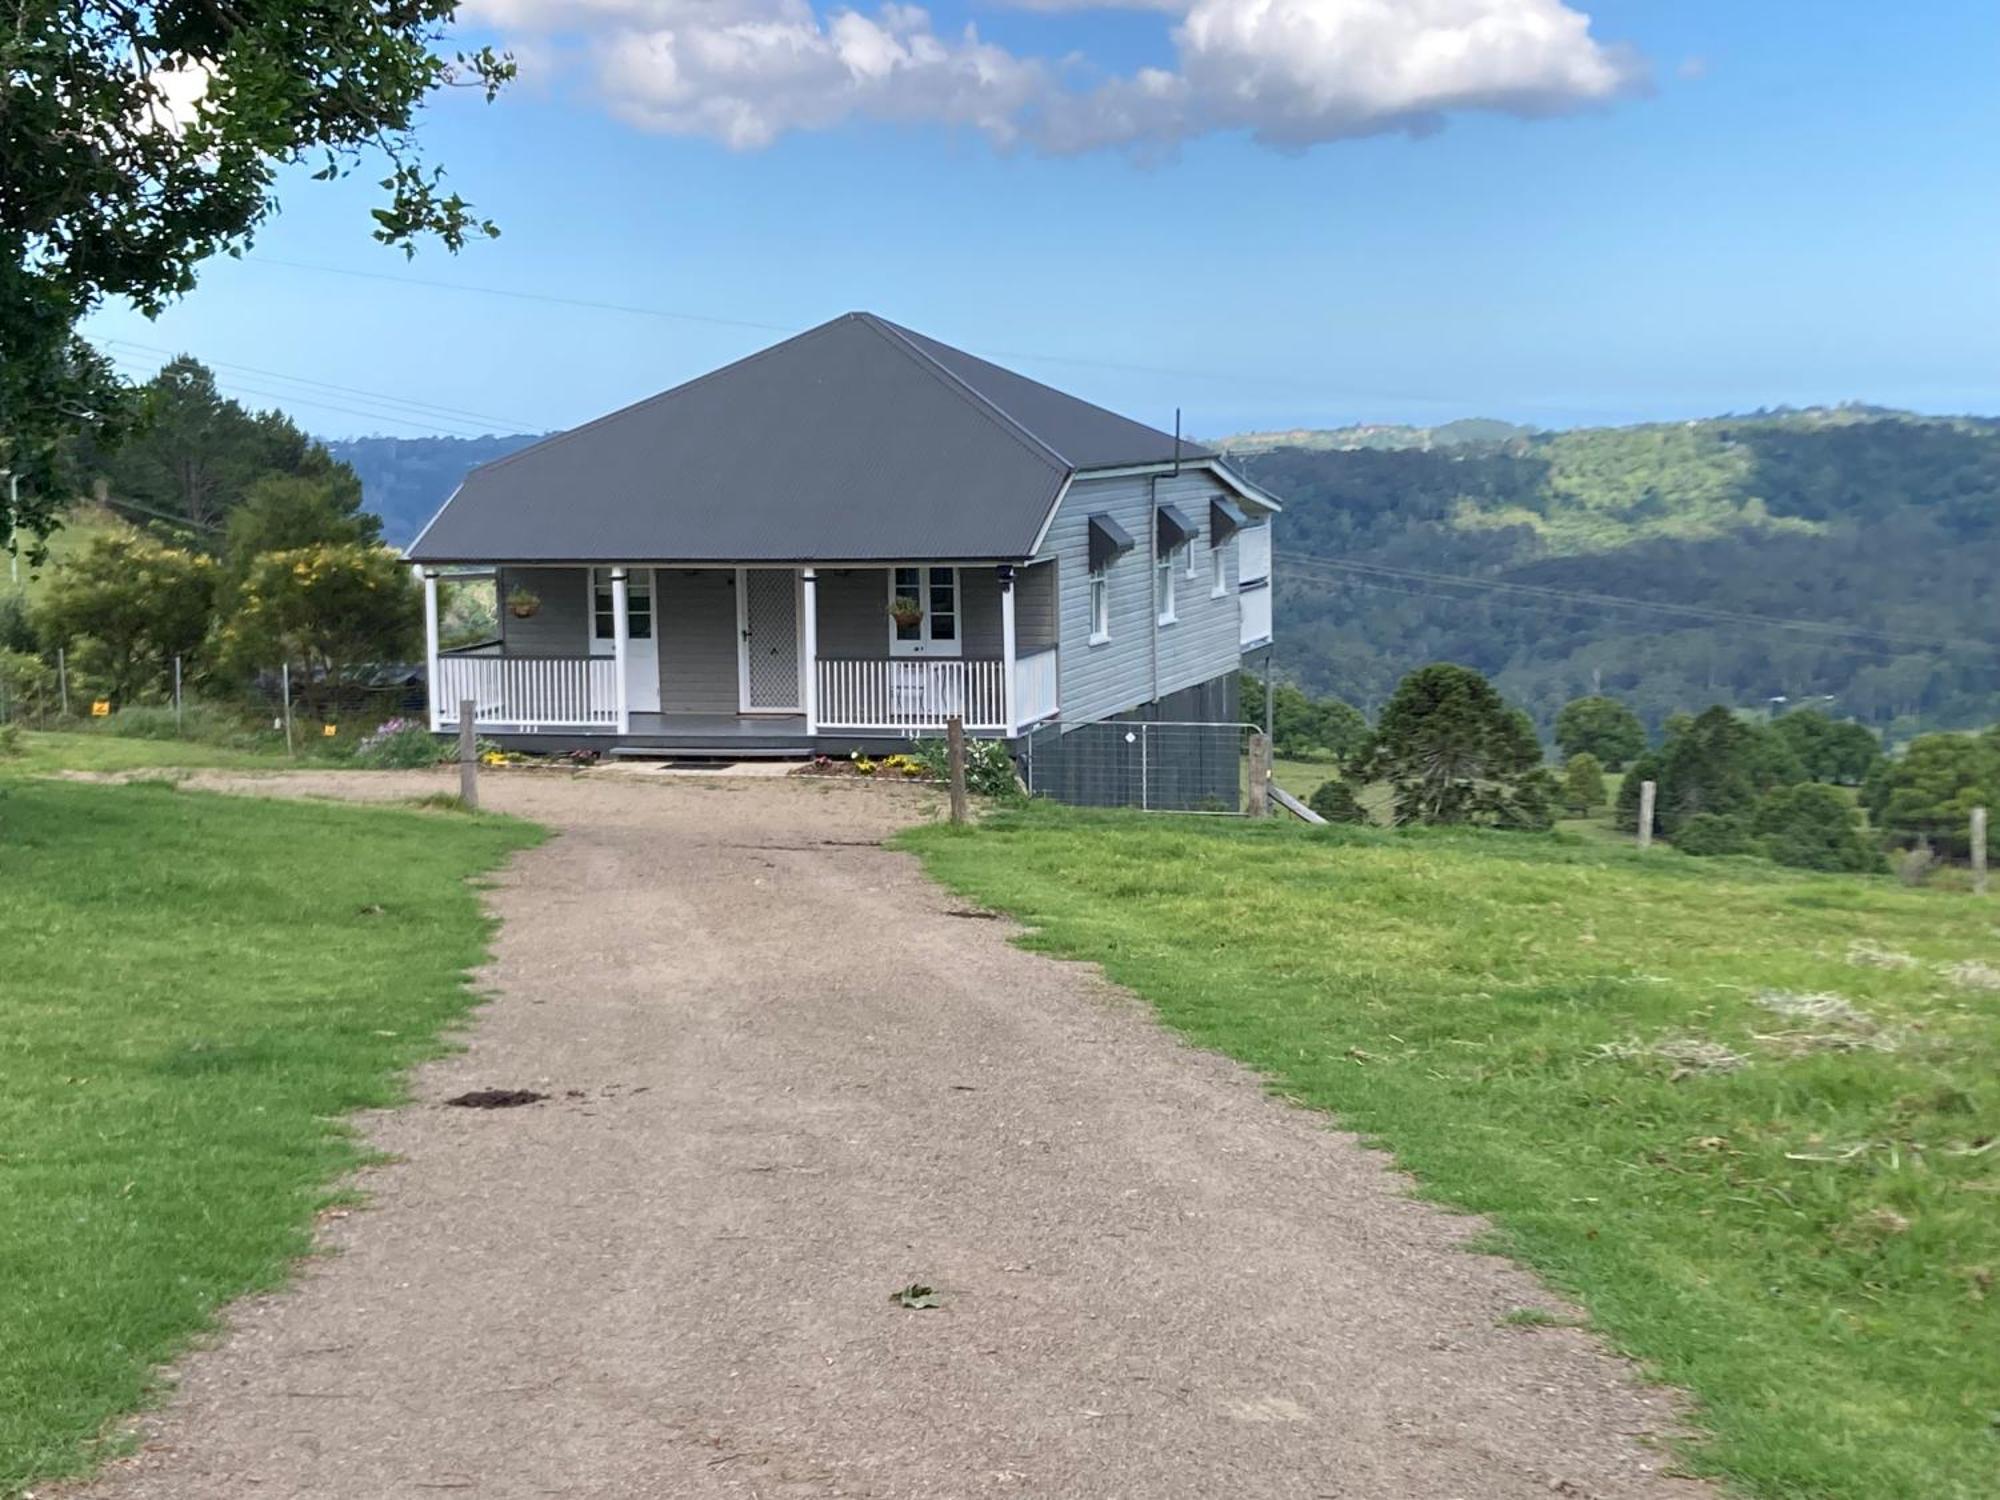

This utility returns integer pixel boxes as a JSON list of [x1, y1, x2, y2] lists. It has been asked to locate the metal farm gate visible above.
[[1019, 719, 1256, 814]]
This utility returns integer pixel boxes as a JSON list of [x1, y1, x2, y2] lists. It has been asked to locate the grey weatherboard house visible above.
[[407, 312, 1278, 767]]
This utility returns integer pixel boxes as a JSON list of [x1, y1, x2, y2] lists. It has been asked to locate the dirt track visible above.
[[74, 768, 1706, 1499]]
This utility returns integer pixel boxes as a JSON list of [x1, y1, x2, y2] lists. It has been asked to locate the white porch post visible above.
[[610, 566, 631, 734], [999, 564, 1018, 737], [422, 568, 442, 732], [801, 567, 820, 736]]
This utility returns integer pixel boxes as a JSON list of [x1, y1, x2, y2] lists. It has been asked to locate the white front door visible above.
[[588, 567, 660, 713], [737, 568, 802, 712]]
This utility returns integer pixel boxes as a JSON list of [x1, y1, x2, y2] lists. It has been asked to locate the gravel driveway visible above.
[[76, 769, 1705, 1500]]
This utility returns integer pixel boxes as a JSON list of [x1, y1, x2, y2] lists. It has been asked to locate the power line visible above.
[[103, 338, 537, 432], [240, 254, 1461, 401], [1276, 551, 2000, 657], [109, 356, 496, 439], [248, 255, 798, 337]]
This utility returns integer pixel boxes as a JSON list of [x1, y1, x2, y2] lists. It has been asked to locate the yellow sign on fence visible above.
[[90, 699, 111, 718], [322, 724, 338, 737]]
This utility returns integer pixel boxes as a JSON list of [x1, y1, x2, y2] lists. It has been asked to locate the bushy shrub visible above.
[[1673, 812, 1754, 856], [904, 736, 1021, 798], [1753, 783, 1884, 873], [354, 717, 445, 769], [1307, 777, 1369, 823], [0, 647, 53, 710], [0, 722, 20, 757], [0, 593, 38, 655], [1561, 752, 1605, 816]]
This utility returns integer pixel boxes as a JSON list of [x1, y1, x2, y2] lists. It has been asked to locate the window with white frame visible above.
[[1155, 545, 1180, 624], [1088, 564, 1110, 643], [590, 568, 652, 640], [889, 565, 959, 654], [1211, 541, 1228, 597]]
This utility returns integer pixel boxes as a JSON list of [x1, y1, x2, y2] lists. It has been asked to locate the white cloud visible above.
[[469, 0, 1646, 153]]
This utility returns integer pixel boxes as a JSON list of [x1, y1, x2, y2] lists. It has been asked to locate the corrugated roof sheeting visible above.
[[408, 313, 1202, 564]]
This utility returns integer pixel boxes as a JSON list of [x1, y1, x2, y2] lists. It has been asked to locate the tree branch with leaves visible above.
[[1, 0, 512, 546]]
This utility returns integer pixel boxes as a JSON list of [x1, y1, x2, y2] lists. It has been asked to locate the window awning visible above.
[[1156, 503, 1194, 553], [1088, 513, 1136, 571], [1209, 497, 1247, 544]]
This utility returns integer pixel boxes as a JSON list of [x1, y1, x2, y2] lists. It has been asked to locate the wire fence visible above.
[[0, 652, 427, 753], [1021, 720, 1256, 814]]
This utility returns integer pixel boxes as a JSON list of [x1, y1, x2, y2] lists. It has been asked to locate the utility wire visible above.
[[108, 356, 497, 439], [1276, 551, 2000, 657], [240, 254, 1457, 400], [103, 337, 537, 432]]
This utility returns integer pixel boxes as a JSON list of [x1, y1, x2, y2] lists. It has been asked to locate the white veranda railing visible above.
[[435, 655, 619, 729], [817, 658, 1008, 732], [1013, 646, 1059, 727]]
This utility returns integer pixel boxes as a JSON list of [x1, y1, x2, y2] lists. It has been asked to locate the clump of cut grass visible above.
[[409, 792, 475, 813], [1755, 989, 1875, 1028], [1750, 989, 1906, 1056], [1936, 959, 2000, 992], [1847, 939, 1918, 970], [1591, 1035, 1748, 1075]]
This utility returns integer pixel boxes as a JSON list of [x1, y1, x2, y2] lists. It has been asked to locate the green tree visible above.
[[99, 360, 350, 537], [1361, 663, 1554, 828], [1771, 708, 1884, 785], [3, 0, 513, 543], [1554, 695, 1646, 768], [1243, 672, 1369, 762], [1673, 812, 1754, 857], [1655, 706, 1800, 834], [33, 530, 215, 702], [1561, 752, 1605, 816], [1861, 730, 2000, 858], [218, 544, 419, 713], [1753, 784, 1883, 873], [222, 471, 380, 584], [1307, 777, 1369, 824], [1615, 750, 1663, 835]]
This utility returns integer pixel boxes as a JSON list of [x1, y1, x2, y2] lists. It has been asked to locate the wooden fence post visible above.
[[946, 715, 968, 825], [57, 647, 68, 717], [1637, 779, 1656, 852], [1973, 806, 1988, 896], [280, 662, 294, 757], [458, 699, 479, 811], [1248, 731, 1272, 818]]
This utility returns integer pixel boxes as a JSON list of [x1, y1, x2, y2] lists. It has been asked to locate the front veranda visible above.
[[420, 561, 1060, 748]]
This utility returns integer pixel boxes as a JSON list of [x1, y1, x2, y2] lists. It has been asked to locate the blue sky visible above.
[[87, 0, 2000, 441]]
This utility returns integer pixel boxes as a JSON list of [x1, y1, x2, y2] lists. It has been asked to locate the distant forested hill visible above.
[[1224, 407, 2000, 740], [326, 433, 546, 546]]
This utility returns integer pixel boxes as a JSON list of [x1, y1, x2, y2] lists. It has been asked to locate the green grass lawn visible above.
[[3, 729, 303, 777], [0, 778, 538, 1493], [902, 808, 2000, 1499]]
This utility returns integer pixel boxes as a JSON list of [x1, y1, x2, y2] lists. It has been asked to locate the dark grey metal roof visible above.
[[408, 312, 1205, 564]]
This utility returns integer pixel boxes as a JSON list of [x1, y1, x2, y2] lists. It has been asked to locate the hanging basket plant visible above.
[[888, 594, 924, 628], [506, 587, 542, 619]]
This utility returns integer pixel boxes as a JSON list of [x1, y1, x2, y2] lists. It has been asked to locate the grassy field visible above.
[[2, 729, 304, 777], [0, 775, 538, 1493], [902, 808, 2000, 1499]]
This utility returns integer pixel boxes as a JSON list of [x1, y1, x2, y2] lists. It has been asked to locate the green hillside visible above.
[[1227, 407, 2000, 738]]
